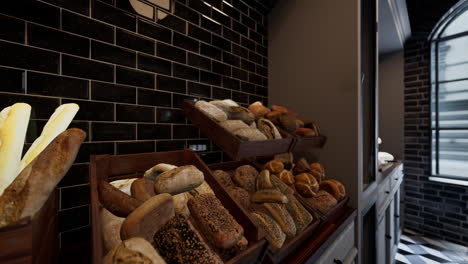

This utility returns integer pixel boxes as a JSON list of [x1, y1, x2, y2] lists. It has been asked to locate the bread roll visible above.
[[219, 120, 249, 133], [209, 100, 231, 113], [101, 208, 125, 251], [173, 192, 190, 217], [251, 211, 285, 249], [284, 195, 313, 233], [264, 160, 284, 174], [227, 185, 250, 208], [274, 152, 294, 168], [0, 103, 31, 196], [278, 170, 294, 185], [248, 101, 270, 118], [131, 178, 155, 202], [306, 190, 337, 213], [233, 165, 258, 193], [278, 114, 299, 132], [19, 103, 79, 172], [154, 165, 204, 195], [227, 106, 255, 125], [144, 163, 177, 181], [271, 105, 290, 113], [263, 203, 296, 238], [234, 128, 268, 141], [213, 170, 234, 187], [257, 118, 282, 140], [195, 101, 227, 122], [0, 128, 86, 226], [99, 180, 142, 217], [270, 174, 295, 196], [256, 170, 274, 191], [121, 193, 174, 241], [251, 189, 288, 204], [319, 180, 346, 201], [222, 99, 239, 107], [103, 237, 166, 264]]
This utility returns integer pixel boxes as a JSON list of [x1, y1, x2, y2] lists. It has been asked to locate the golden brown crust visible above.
[[248, 101, 271, 118], [263, 203, 296, 238], [305, 190, 337, 213], [278, 170, 295, 185], [251, 211, 286, 249], [131, 178, 155, 202], [256, 170, 274, 191], [251, 189, 288, 204], [294, 182, 316, 198], [293, 128, 317, 137], [264, 160, 284, 174], [319, 180, 346, 201], [295, 173, 319, 192], [271, 105, 289, 113], [233, 165, 258, 192], [99, 181, 143, 217]]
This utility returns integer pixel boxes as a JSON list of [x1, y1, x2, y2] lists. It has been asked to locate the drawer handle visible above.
[[385, 191, 390, 194], [333, 259, 343, 264], [395, 215, 400, 218], [395, 178, 398, 180], [386, 235, 392, 239]]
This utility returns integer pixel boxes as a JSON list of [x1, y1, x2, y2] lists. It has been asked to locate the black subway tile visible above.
[[201, 16, 221, 34], [157, 140, 186, 151], [200, 70, 221, 86], [60, 185, 90, 209], [138, 124, 171, 139], [0, 41, 59, 73], [249, 72, 263, 85], [223, 51, 240, 67], [0, 67, 25, 93], [241, 14, 255, 29], [212, 61, 231, 76], [233, 1, 248, 14], [91, 41, 136, 67], [75, 142, 114, 163], [256, 44, 267, 57], [188, 24, 211, 43], [249, 8, 262, 23], [117, 141, 155, 154], [249, 51, 263, 64], [222, 76, 240, 90], [241, 36, 255, 50], [0, 0, 60, 28], [116, 66, 154, 88], [212, 35, 231, 52], [28, 24, 89, 57], [173, 124, 199, 139], [0, 93, 59, 119], [212, 8, 231, 27], [212, 87, 231, 99], [91, 81, 136, 104], [116, 104, 155, 122], [232, 91, 248, 103], [42, 0, 89, 15], [93, 0, 136, 31], [62, 55, 114, 82], [241, 58, 255, 72], [241, 81, 255, 93], [232, 67, 248, 81], [175, 1, 199, 24], [173, 63, 199, 81], [249, 29, 262, 43], [201, 43, 221, 60], [157, 42, 186, 63], [59, 164, 89, 187], [0, 14, 25, 43], [188, 53, 211, 71], [62, 99, 114, 121], [188, 82, 211, 97], [188, 0, 211, 16], [138, 89, 172, 107], [173, 94, 197, 108], [222, 2, 240, 20], [173, 32, 199, 52], [28, 72, 89, 99], [204, 0, 222, 9], [157, 75, 186, 93], [62, 11, 114, 43], [158, 11, 186, 34], [138, 19, 172, 44], [256, 64, 268, 77], [58, 205, 89, 233], [257, 24, 267, 37], [232, 20, 248, 36], [60, 226, 91, 250], [256, 86, 268, 96], [223, 26, 240, 43], [138, 53, 172, 75], [157, 108, 185, 123], [232, 43, 248, 59], [92, 122, 136, 141], [116, 29, 155, 55], [249, 94, 262, 104]]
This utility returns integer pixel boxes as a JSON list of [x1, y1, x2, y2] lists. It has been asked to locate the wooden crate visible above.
[[90, 149, 268, 264], [0, 190, 59, 264], [290, 135, 327, 152], [208, 160, 322, 264]]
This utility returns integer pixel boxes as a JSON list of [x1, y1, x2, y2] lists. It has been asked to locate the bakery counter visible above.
[[278, 207, 357, 264]]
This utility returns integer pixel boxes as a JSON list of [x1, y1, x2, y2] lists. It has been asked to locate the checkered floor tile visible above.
[[396, 229, 468, 264]]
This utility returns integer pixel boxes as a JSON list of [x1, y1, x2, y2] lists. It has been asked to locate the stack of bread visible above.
[[212, 164, 313, 249], [100, 163, 248, 264], [193, 99, 321, 141], [271, 153, 346, 214], [0, 103, 85, 228]]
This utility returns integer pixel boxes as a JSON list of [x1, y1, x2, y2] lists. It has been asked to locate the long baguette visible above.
[[0, 128, 86, 226], [0, 103, 31, 196]]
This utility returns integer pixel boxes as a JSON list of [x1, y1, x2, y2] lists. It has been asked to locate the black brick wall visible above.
[[0, 0, 269, 261], [404, 0, 468, 246]]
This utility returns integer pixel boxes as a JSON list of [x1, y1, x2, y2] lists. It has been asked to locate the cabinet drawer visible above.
[[377, 177, 391, 217], [316, 221, 355, 264]]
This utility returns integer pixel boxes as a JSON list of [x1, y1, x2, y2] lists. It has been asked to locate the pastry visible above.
[[99, 180, 143, 217], [278, 114, 299, 132], [295, 173, 319, 192], [0, 128, 86, 227], [154, 214, 223, 264], [154, 165, 204, 195], [248, 101, 270, 118], [251, 211, 286, 249], [131, 178, 155, 202], [270, 174, 295, 196], [0, 103, 31, 196], [251, 189, 288, 204], [173, 192, 190, 216], [213, 170, 234, 187], [271, 105, 290, 113], [19, 103, 79, 172], [264, 160, 284, 174], [293, 127, 316, 137], [233, 165, 258, 192], [234, 128, 268, 141], [121, 193, 174, 241], [293, 158, 311, 174], [104, 237, 166, 264], [195, 101, 228, 122], [219, 120, 249, 133], [257, 118, 282, 139], [263, 203, 296, 238], [278, 170, 294, 185], [227, 106, 255, 125], [188, 181, 215, 196], [284, 195, 313, 233], [320, 180, 346, 201], [101, 208, 125, 252], [110, 179, 137, 195], [306, 190, 338, 213], [256, 170, 274, 191], [144, 163, 177, 181], [188, 193, 244, 249], [227, 185, 251, 208]]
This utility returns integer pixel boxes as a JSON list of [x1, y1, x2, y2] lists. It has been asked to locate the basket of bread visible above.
[[90, 149, 268, 264], [0, 103, 86, 263]]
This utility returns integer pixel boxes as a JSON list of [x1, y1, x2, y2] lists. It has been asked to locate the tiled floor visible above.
[[396, 229, 468, 264]]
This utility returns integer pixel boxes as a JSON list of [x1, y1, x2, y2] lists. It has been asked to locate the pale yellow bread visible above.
[[20, 103, 79, 171], [0, 103, 31, 196]]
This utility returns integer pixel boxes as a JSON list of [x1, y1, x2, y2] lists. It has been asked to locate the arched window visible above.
[[431, 1, 468, 180]]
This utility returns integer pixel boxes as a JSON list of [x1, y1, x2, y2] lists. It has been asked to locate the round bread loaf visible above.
[[213, 170, 234, 187], [319, 180, 346, 201], [264, 160, 284, 174], [233, 165, 258, 192], [248, 101, 270, 118]]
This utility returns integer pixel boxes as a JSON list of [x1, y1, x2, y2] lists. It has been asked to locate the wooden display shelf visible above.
[[0, 190, 59, 264], [182, 100, 326, 160], [90, 149, 268, 264]]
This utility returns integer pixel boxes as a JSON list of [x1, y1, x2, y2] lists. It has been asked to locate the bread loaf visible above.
[[251, 189, 288, 204], [121, 193, 174, 241], [131, 178, 155, 202], [293, 127, 316, 137], [320, 180, 346, 201], [248, 101, 271, 118], [284, 194, 313, 233], [144, 163, 177, 181], [263, 203, 296, 238], [256, 170, 274, 191], [0, 128, 85, 226], [219, 120, 249, 133], [233, 165, 258, 193], [234, 128, 268, 141], [278, 170, 294, 185], [103, 237, 166, 264], [251, 211, 286, 249], [195, 101, 227, 122], [173, 192, 190, 216], [99, 180, 142, 217], [226, 185, 250, 208], [213, 170, 234, 187], [154, 165, 204, 195], [257, 118, 282, 140], [101, 208, 125, 251], [227, 106, 255, 125], [264, 160, 284, 174], [306, 190, 337, 213], [188, 181, 214, 196]]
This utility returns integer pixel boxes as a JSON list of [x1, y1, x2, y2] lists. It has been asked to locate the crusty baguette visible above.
[[0, 128, 85, 227], [99, 180, 142, 217], [0, 103, 31, 196]]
